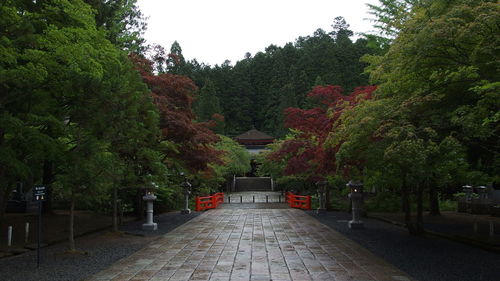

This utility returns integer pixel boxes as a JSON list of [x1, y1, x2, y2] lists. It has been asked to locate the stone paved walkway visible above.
[[86, 209, 414, 281]]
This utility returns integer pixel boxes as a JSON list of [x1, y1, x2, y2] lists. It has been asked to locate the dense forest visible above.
[[153, 16, 379, 137], [0, 0, 498, 247]]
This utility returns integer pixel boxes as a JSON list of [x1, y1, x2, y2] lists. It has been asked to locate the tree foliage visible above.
[[0, 0, 165, 250], [337, 0, 499, 233], [267, 85, 376, 182], [130, 54, 222, 173], [174, 17, 376, 136], [258, 0, 498, 236]]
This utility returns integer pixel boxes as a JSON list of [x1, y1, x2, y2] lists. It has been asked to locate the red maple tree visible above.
[[130, 54, 222, 172], [269, 85, 376, 181]]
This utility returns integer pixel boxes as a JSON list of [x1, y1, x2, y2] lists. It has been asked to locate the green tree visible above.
[[337, 0, 498, 234], [367, 0, 419, 39], [0, 0, 98, 222], [84, 0, 147, 52], [195, 79, 222, 123], [201, 135, 251, 192], [167, 41, 187, 74], [276, 83, 298, 137], [0, 0, 163, 246]]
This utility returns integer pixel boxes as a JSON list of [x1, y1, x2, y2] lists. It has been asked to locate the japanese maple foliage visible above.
[[269, 85, 376, 181], [130, 54, 222, 172]]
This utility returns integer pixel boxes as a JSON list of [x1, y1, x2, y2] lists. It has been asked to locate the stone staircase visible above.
[[234, 177, 273, 192]]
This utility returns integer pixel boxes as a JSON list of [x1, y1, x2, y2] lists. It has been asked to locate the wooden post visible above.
[[25, 222, 29, 243], [7, 226, 12, 247], [195, 197, 200, 212]]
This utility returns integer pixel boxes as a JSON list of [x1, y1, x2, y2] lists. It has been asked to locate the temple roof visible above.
[[234, 128, 274, 141]]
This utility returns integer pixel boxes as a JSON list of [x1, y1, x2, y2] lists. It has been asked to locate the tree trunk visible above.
[[325, 186, 331, 211], [0, 128, 9, 224], [416, 184, 425, 235], [112, 185, 118, 232], [401, 174, 416, 235], [429, 185, 441, 216], [68, 191, 76, 252], [42, 160, 55, 214], [0, 187, 9, 226], [0, 183, 15, 226], [135, 189, 144, 219]]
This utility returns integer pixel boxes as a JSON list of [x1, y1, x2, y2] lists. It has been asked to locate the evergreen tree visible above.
[[84, 0, 147, 52], [195, 80, 222, 123], [276, 83, 298, 137], [167, 41, 187, 74]]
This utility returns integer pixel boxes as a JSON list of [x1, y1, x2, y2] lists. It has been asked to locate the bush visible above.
[[365, 191, 401, 212], [439, 199, 457, 212], [323, 187, 349, 211]]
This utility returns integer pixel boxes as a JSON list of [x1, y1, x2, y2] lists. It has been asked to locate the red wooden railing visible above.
[[195, 192, 224, 211], [285, 192, 311, 210]]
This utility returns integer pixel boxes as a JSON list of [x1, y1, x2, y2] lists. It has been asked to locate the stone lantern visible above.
[[347, 180, 364, 229], [316, 180, 327, 214], [463, 185, 473, 202], [471, 185, 490, 214], [458, 184, 472, 212], [477, 186, 488, 200], [142, 182, 158, 231], [180, 174, 192, 214]]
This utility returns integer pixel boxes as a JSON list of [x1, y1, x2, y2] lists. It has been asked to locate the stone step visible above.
[[234, 177, 272, 192]]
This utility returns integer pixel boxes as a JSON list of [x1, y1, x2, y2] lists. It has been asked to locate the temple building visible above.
[[234, 127, 274, 155]]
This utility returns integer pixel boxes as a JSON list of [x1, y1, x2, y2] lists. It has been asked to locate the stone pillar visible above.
[[347, 180, 364, 229], [316, 180, 327, 214], [142, 192, 158, 230]]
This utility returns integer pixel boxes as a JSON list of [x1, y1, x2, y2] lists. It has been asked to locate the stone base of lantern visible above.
[[348, 220, 364, 229], [142, 222, 158, 231]]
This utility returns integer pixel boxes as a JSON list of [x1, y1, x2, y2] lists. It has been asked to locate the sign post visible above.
[[32, 185, 46, 268]]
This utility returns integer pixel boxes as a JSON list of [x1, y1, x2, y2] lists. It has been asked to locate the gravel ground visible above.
[[308, 211, 500, 281], [0, 211, 199, 281]]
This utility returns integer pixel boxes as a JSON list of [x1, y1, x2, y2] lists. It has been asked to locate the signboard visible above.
[[33, 185, 46, 201]]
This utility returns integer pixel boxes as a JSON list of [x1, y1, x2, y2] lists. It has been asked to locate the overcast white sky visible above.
[[137, 0, 379, 66]]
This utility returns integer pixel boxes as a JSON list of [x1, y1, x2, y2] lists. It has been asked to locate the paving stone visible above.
[[110, 273, 134, 281], [86, 208, 414, 281]]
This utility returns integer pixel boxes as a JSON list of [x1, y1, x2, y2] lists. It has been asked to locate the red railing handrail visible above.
[[285, 192, 311, 210], [195, 192, 224, 211]]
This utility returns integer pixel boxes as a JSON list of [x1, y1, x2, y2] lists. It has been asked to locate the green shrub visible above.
[[365, 191, 401, 212], [439, 199, 457, 211]]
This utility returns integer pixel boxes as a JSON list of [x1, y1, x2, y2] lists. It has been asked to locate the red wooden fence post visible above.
[[195, 197, 200, 212]]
